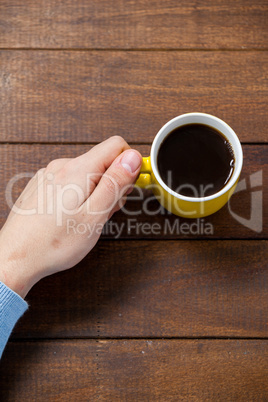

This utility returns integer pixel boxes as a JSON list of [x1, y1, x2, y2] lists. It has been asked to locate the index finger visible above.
[[57, 135, 130, 197]]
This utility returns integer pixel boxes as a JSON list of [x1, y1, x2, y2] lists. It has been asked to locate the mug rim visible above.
[[150, 112, 243, 202]]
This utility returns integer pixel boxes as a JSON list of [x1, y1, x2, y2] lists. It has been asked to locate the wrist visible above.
[[0, 261, 35, 299]]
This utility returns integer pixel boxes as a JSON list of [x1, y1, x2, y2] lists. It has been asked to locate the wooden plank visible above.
[[0, 51, 267, 143], [1, 340, 267, 401], [10, 240, 268, 338], [98, 340, 268, 401], [0, 340, 99, 401], [0, 1, 267, 49], [0, 144, 267, 239]]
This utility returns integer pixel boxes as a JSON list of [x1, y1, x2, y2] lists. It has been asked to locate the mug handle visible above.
[[135, 156, 152, 188]]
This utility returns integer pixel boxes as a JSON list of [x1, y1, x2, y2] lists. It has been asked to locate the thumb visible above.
[[83, 149, 142, 219]]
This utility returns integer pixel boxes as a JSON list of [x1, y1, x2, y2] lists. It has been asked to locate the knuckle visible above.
[[31, 167, 45, 182], [46, 158, 69, 172], [36, 167, 45, 176], [110, 135, 127, 147], [56, 163, 71, 181], [102, 171, 122, 197], [46, 159, 61, 172]]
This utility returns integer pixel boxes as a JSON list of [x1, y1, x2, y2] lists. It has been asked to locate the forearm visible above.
[[0, 281, 28, 359]]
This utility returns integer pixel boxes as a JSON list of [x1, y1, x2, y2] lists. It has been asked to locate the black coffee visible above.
[[157, 123, 235, 197]]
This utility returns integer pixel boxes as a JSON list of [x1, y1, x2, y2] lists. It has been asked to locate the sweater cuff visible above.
[[0, 281, 28, 358]]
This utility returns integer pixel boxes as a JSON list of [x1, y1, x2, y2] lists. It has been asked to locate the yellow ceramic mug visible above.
[[135, 113, 243, 218]]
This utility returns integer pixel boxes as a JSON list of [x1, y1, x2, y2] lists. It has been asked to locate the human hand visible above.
[[0, 136, 142, 298]]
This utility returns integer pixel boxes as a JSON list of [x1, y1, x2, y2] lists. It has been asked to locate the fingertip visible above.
[[119, 150, 142, 174]]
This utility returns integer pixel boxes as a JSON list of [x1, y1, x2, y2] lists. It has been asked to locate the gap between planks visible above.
[[9, 337, 268, 342], [0, 48, 268, 52]]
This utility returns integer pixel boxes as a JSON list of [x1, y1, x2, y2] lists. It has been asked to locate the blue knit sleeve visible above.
[[0, 281, 28, 359]]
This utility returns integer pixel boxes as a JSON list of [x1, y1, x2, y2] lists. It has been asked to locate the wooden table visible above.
[[0, 1, 267, 400]]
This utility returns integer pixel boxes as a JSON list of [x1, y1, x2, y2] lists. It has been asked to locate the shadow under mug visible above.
[[135, 113, 243, 218]]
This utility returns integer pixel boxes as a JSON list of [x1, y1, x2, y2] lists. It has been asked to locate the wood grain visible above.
[[0, 144, 266, 239], [1, 340, 267, 401], [0, 1, 267, 49], [10, 240, 268, 338], [0, 1, 267, 399], [0, 340, 98, 401], [0, 51, 267, 143]]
